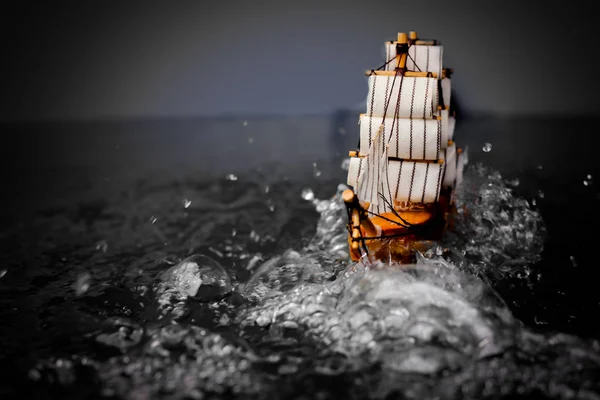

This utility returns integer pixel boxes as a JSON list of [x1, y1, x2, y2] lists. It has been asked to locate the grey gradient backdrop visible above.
[[1, 0, 596, 122]]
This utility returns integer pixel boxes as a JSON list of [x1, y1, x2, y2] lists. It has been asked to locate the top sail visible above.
[[366, 75, 439, 119], [384, 42, 443, 76]]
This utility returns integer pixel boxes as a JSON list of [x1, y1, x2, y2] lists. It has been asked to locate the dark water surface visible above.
[[1, 114, 599, 399]]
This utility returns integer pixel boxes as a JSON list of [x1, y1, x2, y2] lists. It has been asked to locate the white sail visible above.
[[385, 43, 443, 76], [354, 127, 393, 213], [366, 75, 439, 119], [348, 156, 444, 211], [442, 142, 456, 188], [441, 78, 451, 109], [439, 108, 450, 147], [359, 115, 442, 160], [448, 115, 456, 141]]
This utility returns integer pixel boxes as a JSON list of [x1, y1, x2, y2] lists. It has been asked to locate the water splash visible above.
[[17, 163, 600, 400]]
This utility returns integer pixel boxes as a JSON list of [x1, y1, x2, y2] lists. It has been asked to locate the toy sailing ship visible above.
[[344, 31, 466, 263]]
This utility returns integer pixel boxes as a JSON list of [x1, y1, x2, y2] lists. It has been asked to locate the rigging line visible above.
[[380, 68, 401, 125], [376, 72, 416, 228], [375, 54, 400, 71], [363, 206, 409, 227], [406, 48, 422, 72]]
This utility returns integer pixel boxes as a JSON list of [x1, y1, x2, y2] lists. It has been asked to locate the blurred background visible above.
[[1, 0, 597, 122]]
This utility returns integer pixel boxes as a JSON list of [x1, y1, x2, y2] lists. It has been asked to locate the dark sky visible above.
[[1, 0, 596, 122]]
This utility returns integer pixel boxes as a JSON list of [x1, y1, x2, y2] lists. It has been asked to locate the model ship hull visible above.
[[344, 31, 463, 263], [345, 188, 456, 263]]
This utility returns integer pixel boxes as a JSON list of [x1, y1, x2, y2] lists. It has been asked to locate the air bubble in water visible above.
[[301, 188, 315, 201], [482, 143, 492, 152]]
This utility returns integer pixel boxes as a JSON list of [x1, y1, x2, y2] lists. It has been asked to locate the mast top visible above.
[[397, 32, 408, 43], [408, 31, 417, 40]]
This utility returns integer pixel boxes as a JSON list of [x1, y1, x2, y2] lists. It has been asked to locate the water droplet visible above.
[[232, 228, 237, 237], [313, 162, 322, 177], [0, 269, 7, 279], [28, 368, 41, 381], [506, 177, 520, 187], [264, 185, 270, 194], [183, 198, 192, 208], [74, 272, 92, 296], [338, 127, 346, 135], [341, 158, 351, 170], [248, 137, 254, 144], [95, 240, 108, 253], [537, 164, 543, 170], [226, 174, 238, 181], [482, 143, 492, 152], [537, 190, 544, 199], [584, 180, 589, 186], [242, 120, 248, 126], [150, 216, 158, 224], [570, 255, 578, 267], [301, 188, 315, 201], [587, 174, 593, 179]]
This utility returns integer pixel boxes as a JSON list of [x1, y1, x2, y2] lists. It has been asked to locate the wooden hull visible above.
[[347, 189, 455, 263]]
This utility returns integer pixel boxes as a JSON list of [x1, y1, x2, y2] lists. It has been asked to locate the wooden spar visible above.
[[348, 152, 445, 164], [409, 31, 418, 41], [396, 32, 408, 70], [359, 113, 445, 120], [365, 69, 451, 78], [342, 189, 378, 247]]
